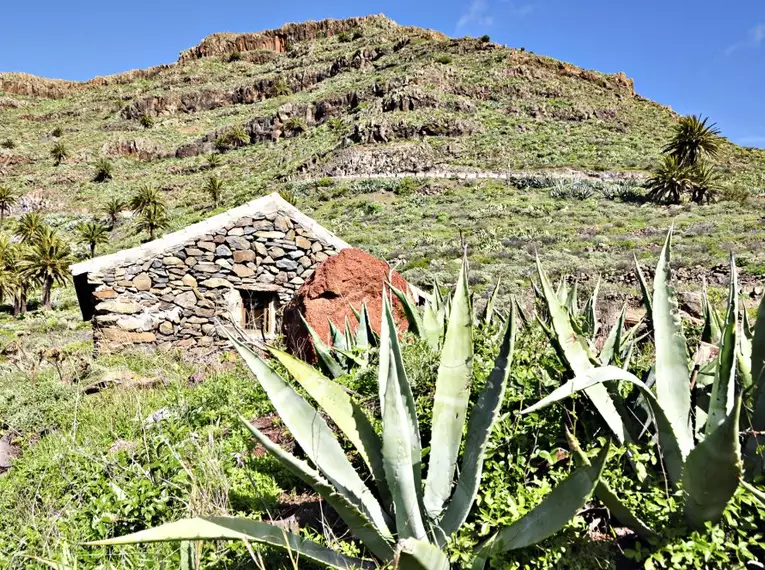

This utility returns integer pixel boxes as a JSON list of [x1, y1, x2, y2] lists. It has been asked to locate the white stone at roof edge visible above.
[[69, 193, 352, 277]]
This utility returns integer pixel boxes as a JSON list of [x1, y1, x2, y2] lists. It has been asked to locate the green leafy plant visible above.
[[86, 260, 609, 569], [51, 127, 63, 138], [227, 51, 242, 62], [50, 141, 68, 166], [15, 212, 48, 243], [135, 202, 169, 241], [0, 187, 17, 228], [204, 175, 225, 208], [269, 77, 291, 97], [205, 153, 222, 169], [139, 114, 155, 129], [524, 228, 746, 530], [92, 158, 113, 183], [215, 125, 249, 151], [103, 197, 125, 228], [480, 34, 491, 42], [1, 139, 15, 149], [129, 185, 164, 215], [77, 220, 109, 257], [664, 115, 721, 167], [645, 155, 694, 204], [435, 54, 452, 65]]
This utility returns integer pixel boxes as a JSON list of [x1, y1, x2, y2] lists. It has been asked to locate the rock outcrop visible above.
[[282, 248, 410, 361]]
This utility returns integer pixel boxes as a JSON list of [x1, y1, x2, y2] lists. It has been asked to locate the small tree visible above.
[[204, 176, 225, 208], [136, 202, 169, 241], [18, 227, 73, 310], [0, 187, 16, 228], [78, 221, 110, 257], [51, 141, 68, 166], [104, 197, 125, 228], [139, 114, 155, 129], [130, 186, 164, 215], [16, 212, 47, 243], [93, 158, 114, 183], [664, 115, 721, 167]]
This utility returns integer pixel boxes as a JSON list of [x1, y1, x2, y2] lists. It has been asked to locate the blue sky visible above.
[[1, 0, 763, 147]]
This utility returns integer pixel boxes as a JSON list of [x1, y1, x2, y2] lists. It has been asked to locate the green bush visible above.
[[139, 114, 155, 129], [227, 51, 242, 62], [51, 127, 63, 138], [435, 54, 453, 65], [1, 139, 15, 149], [480, 34, 491, 42], [395, 177, 420, 196]]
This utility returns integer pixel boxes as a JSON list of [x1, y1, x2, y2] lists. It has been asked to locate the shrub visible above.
[[719, 186, 749, 205], [50, 141, 68, 166], [480, 34, 491, 42], [216, 125, 249, 151], [337, 31, 353, 43], [204, 175, 225, 208], [1, 139, 15, 149], [51, 127, 63, 138], [139, 114, 155, 129], [435, 54, 453, 65], [316, 177, 334, 188], [92, 158, 113, 183], [205, 153, 222, 169], [269, 77, 291, 97], [227, 51, 242, 62], [395, 177, 420, 196], [284, 117, 307, 133]]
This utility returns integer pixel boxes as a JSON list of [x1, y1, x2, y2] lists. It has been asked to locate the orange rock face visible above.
[[282, 248, 410, 361]]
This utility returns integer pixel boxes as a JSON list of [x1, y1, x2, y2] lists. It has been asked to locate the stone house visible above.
[[70, 192, 351, 360]]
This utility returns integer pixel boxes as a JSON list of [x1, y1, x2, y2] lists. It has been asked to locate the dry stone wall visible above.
[[85, 210, 338, 360]]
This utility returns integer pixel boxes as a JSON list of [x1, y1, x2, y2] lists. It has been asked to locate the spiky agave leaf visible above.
[[471, 442, 610, 569], [439, 304, 516, 539], [599, 304, 627, 365], [379, 292, 427, 540], [744, 294, 765, 477], [424, 257, 474, 519], [482, 276, 502, 325], [634, 254, 653, 327], [683, 394, 742, 527], [565, 428, 656, 539], [267, 347, 391, 509], [242, 420, 394, 560], [701, 278, 722, 344], [389, 283, 424, 337], [226, 333, 391, 536], [86, 517, 375, 570], [300, 314, 344, 378], [394, 538, 450, 570], [651, 228, 693, 463], [521, 366, 686, 485], [535, 257, 629, 445], [706, 254, 737, 435]]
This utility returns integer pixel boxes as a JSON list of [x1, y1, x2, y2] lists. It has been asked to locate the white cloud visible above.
[[725, 22, 765, 56], [457, 0, 494, 30]]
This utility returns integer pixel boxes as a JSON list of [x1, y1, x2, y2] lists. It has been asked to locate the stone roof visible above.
[[70, 192, 351, 277]]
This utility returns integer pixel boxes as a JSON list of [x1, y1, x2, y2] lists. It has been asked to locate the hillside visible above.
[[2, 14, 765, 293]]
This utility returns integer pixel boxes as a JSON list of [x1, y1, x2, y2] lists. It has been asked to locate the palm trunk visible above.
[[0, 209, 4, 228], [90, 242, 96, 257], [150, 225, 156, 240], [13, 288, 27, 316], [42, 276, 53, 310]]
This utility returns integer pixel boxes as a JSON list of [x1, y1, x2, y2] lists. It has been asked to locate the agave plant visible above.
[[87, 260, 609, 569], [523, 228, 748, 530]]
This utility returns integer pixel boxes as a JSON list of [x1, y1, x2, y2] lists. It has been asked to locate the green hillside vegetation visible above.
[[1, 14, 765, 569]]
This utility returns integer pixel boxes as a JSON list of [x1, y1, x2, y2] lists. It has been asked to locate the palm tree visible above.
[[93, 158, 114, 183], [17, 227, 73, 310], [0, 234, 25, 315], [664, 114, 721, 167], [688, 161, 721, 205], [136, 202, 169, 241], [104, 197, 125, 228], [206, 153, 222, 169], [646, 155, 694, 204], [16, 212, 48, 243], [51, 141, 69, 166], [130, 186, 164, 215], [204, 176, 225, 208], [0, 187, 16, 228], [78, 221, 109, 257]]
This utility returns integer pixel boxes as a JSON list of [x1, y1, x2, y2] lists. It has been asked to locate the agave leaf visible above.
[[744, 295, 765, 477], [536, 258, 629, 444], [354, 303, 375, 348], [394, 538, 450, 570], [706, 254, 737, 435], [599, 304, 626, 365], [565, 428, 656, 539], [85, 517, 375, 570], [743, 303, 754, 339], [389, 283, 424, 337], [226, 333, 390, 535], [483, 277, 502, 325], [566, 279, 579, 314], [472, 442, 610, 568], [380, 294, 427, 540], [344, 316, 354, 350], [267, 347, 390, 508], [521, 366, 686, 486], [584, 277, 601, 340], [422, 299, 444, 350], [513, 295, 531, 328], [683, 395, 742, 527], [701, 279, 722, 344], [634, 254, 653, 325], [424, 258, 474, 519], [330, 319, 348, 352], [300, 314, 344, 379], [349, 303, 362, 323], [651, 228, 693, 458], [242, 420, 394, 560], [439, 305, 516, 539]]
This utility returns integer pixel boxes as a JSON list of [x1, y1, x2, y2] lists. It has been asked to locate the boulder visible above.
[[282, 248, 411, 361]]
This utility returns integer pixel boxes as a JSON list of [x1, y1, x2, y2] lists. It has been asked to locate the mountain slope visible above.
[[1, 14, 764, 289]]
